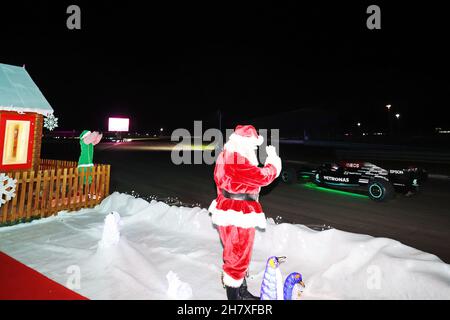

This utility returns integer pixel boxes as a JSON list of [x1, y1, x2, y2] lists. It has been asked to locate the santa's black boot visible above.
[[225, 286, 241, 300], [239, 278, 260, 300]]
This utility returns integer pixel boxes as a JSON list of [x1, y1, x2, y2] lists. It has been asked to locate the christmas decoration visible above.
[[98, 211, 122, 249], [260, 257, 305, 300], [283, 272, 305, 300], [260, 256, 285, 300], [209, 124, 282, 300], [78, 130, 103, 183], [43, 114, 58, 131], [166, 271, 193, 299], [0, 173, 17, 207]]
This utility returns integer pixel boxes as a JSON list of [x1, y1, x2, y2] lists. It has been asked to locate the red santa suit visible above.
[[208, 125, 281, 288]]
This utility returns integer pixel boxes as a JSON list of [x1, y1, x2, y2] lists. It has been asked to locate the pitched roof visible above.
[[0, 63, 54, 116]]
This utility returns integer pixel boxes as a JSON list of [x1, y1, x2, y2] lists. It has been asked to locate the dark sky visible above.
[[1, 1, 449, 133]]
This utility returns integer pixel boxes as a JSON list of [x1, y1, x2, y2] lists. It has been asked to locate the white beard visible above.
[[223, 138, 259, 166]]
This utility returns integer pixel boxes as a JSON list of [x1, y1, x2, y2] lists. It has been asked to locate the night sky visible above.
[[1, 1, 449, 133]]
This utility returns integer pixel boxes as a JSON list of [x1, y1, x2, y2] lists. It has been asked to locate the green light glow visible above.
[[300, 175, 310, 179], [302, 182, 369, 199]]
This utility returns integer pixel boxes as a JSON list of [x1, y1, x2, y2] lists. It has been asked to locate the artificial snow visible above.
[[0, 192, 449, 299]]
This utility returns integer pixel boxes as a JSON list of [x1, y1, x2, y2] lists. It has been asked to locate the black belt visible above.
[[221, 189, 259, 201]]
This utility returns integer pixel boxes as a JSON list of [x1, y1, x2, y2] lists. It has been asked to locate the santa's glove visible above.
[[264, 145, 282, 178]]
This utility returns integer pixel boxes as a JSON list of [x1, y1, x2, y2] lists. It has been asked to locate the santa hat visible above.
[[229, 125, 264, 146]]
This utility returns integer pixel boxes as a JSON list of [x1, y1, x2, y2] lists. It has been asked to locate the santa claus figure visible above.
[[208, 125, 281, 300]]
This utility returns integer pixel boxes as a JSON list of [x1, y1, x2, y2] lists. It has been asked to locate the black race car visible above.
[[280, 161, 428, 201]]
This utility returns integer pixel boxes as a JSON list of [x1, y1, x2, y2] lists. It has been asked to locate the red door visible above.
[[0, 112, 36, 171]]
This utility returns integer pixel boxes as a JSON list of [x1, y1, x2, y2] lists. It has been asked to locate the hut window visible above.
[[2, 120, 31, 165]]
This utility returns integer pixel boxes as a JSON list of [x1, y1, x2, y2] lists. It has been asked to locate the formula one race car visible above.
[[280, 160, 428, 202]]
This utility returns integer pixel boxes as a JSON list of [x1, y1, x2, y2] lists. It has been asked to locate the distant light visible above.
[[160, 128, 164, 132], [108, 117, 130, 132], [395, 113, 400, 119], [386, 104, 391, 110], [357, 122, 361, 127]]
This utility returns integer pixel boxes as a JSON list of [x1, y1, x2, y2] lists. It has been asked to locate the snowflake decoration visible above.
[[0, 173, 17, 207], [44, 114, 59, 131]]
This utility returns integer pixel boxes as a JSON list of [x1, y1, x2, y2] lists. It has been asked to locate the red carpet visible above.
[[0, 251, 88, 300]]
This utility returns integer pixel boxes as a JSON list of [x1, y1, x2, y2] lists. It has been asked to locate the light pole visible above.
[[395, 113, 400, 135], [386, 104, 392, 135], [356, 122, 361, 137], [218, 109, 222, 133]]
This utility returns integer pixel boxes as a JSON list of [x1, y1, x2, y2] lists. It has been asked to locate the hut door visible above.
[[0, 113, 35, 171]]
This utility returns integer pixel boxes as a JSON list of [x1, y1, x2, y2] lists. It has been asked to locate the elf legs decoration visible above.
[[77, 130, 102, 185]]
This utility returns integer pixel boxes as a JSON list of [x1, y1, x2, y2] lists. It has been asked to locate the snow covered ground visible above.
[[1, 192, 449, 299]]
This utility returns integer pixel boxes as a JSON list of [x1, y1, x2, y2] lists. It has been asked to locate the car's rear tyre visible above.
[[367, 179, 395, 202], [408, 185, 420, 196], [280, 167, 297, 184]]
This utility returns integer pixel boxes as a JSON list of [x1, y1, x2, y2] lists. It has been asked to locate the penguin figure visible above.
[[260, 256, 285, 300], [283, 272, 305, 300]]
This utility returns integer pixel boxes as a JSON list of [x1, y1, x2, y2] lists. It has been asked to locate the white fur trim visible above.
[[228, 132, 264, 146], [223, 137, 260, 166], [209, 200, 267, 229], [223, 272, 244, 287], [264, 154, 282, 178], [77, 163, 94, 168], [81, 131, 91, 139]]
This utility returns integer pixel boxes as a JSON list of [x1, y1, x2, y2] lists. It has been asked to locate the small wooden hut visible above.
[[0, 63, 110, 225]]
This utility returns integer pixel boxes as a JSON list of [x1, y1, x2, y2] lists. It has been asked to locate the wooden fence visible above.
[[39, 159, 79, 170], [1, 160, 110, 225]]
